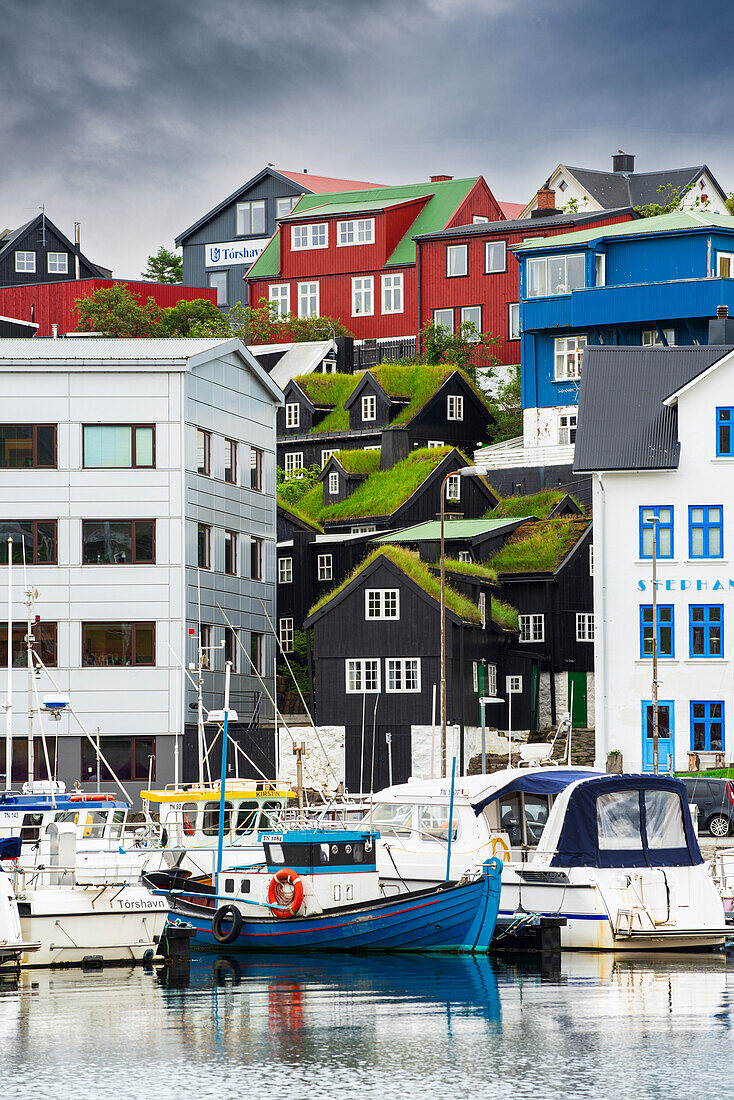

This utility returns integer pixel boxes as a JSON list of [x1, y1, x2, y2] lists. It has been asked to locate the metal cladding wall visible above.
[[418, 213, 633, 367], [0, 280, 218, 337]]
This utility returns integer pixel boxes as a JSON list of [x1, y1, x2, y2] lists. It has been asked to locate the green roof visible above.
[[297, 363, 490, 436], [307, 545, 484, 623], [379, 518, 525, 542], [277, 496, 323, 532], [514, 211, 734, 253], [285, 197, 415, 219], [488, 518, 589, 575], [330, 449, 381, 475], [248, 177, 480, 278], [297, 446, 457, 524], [492, 490, 579, 519]]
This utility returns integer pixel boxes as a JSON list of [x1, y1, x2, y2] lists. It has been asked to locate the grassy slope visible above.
[[492, 489, 581, 519], [489, 518, 588, 574]]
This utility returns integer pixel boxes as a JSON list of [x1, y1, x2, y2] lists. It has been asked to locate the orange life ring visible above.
[[267, 867, 304, 919]]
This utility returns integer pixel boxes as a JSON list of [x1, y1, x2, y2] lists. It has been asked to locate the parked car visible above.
[[681, 777, 734, 838]]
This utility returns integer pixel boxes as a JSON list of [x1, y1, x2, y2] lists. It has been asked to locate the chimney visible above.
[[430, 175, 453, 183], [51, 323, 58, 339], [380, 428, 410, 470], [612, 150, 635, 174], [708, 305, 734, 344], [530, 188, 559, 218], [74, 221, 81, 280]]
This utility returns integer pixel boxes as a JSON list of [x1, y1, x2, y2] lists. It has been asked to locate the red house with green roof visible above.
[[246, 176, 504, 346]]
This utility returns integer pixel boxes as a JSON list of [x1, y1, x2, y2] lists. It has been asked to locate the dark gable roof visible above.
[[413, 207, 635, 242], [176, 167, 303, 245], [0, 213, 109, 277], [564, 164, 725, 210], [573, 346, 731, 473]]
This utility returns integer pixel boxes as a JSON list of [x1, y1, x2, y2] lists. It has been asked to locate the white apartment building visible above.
[[574, 341, 734, 772], [0, 338, 282, 800]]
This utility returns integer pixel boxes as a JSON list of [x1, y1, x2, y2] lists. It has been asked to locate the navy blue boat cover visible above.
[[550, 774, 702, 868], [0, 836, 22, 860], [470, 769, 597, 815]]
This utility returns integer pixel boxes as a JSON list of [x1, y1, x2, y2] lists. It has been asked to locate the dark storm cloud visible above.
[[1, 0, 733, 277]]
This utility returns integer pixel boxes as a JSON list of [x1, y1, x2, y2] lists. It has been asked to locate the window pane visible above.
[[527, 259, 546, 297], [135, 427, 154, 467], [596, 791, 643, 849], [84, 426, 132, 468], [691, 528, 704, 555], [83, 623, 132, 666], [36, 426, 55, 467], [134, 623, 155, 665], [36, 521, 56, 563], [645, 790, 686, 849], [0, 425, 33, 468], [566, 254, 585, 289], [548, 256, 566, 294], [135, 521, 155, 563], [134, 738, 155, 780]]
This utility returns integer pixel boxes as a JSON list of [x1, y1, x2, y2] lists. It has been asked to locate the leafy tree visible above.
[[158, 298, 232, 337], [725, 193, 734, 216], [419, 319, 499, 386], [228, 299, 352, 345], [277, 462, 322, 506], [486, 365, 522, 442], [74, 284, 164, 336], [276, 629, 311, 697], [636, 182, 711, 218], [141, 246, 183, 283], [562, 196, 588, 214]]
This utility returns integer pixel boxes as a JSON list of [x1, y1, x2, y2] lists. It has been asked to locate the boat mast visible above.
[[4, 537, 12, 791], [215, 660, 232, 896], [22, 542, 35, 788]]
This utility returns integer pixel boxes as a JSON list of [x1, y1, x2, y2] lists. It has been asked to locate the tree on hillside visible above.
[[227, 299, 353, 345], [486, 365, 522, 442], [277, 462, 322, 506], [420, 319, 499, 386], [141, 246, 183, 283], [74, 284, 164, 336], [158, 298, 232, 337]]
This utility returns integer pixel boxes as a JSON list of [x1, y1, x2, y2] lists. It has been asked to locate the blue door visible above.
[[642, 700, 674, 772]]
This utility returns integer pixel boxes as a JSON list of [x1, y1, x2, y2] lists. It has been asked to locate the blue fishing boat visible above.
[[151, 829, 502, 954]]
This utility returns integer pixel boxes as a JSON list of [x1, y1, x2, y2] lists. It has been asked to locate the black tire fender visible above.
[[212, 904, 243, 945]]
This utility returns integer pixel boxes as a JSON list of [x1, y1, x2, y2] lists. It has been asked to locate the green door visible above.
[[568, 672, 588, 728]]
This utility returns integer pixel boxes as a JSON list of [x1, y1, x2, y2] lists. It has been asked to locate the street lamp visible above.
[[648, 513, 661, 774], [440, 463, 489, 777]]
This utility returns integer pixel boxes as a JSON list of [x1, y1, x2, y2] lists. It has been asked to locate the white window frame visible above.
[[427, 440, 445, 448], [276, 196, 298, 219], [507, 675, 523, 693], [386, 657, 421, 693], [461, 306, 481, 340], [345, 658, 381, 694], [717, 251, 734, 278], [458, 550, 471, 563], [433, 308, 454, 333], [478, 591, 486, 628], [47, 252, 68, 274], [361, 395, 377, 422], [558, 413, 577, 445], [473, 215, 490, 224], [328, 471, 339, 495], [269, 283, 290, 318], [297, 281, 319, 318], [284, 452, 303, 474], [209, 270, 228, 306], [15, 251, 35, 273], [279, 617, 294, 652], [291, 223, 328, 250], [365, 589, 400, 620], [337, 219, 375, 246], [526, 253, 586, 298], [321, 449, 337, 467], [518, 614, 545, 643], [554, 335, 587, 382], [642, 328, 676, 347], [576, 612, 594, 642], [381, 272, 404, 314], [285, 402, 300, 429], [278, 557, 293, 584], [317, 553, 333, 582], [445, 474, 461, 501], [447, 395, 464, 421], [363, 445, 381, 452], [595, 253, 606, 287], [446, 244, 468, 277], [352, 276, 374, 317], [589, 545, 594, 576], [486, 663, 498, 696], [485, 240, 506, 273], [236, 199, 266, 236], [351, 525, 377, 534], [508, 302, 520, 341]]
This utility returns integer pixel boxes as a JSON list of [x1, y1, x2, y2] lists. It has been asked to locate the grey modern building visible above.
[[175, 166, 380, 312], [0, 337, 283, 803]]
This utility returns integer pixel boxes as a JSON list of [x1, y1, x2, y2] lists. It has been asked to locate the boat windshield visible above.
[[363, 802, 413, 836], [417, 804, 458, 842], [497, 792, 550, 848]]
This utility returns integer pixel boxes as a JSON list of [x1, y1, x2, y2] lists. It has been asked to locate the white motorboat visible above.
[[0, 845, 40, 969], [363, 766, 730, 950]]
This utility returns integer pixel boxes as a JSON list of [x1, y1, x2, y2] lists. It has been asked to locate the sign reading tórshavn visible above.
[[205, 239, 270, 269]]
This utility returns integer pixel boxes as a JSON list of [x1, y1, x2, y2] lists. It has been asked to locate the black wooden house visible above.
[[0, 213, 110, 288]]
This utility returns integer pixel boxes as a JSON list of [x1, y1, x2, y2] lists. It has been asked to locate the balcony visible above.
[[523, 277, 734, 333]]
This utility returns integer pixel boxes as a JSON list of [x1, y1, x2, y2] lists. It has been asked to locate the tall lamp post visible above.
[[440, 463, 489, 777], [649, 514, 660, 774]]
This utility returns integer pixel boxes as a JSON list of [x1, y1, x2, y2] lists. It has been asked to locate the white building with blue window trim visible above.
[[574, 335, 734, 772]]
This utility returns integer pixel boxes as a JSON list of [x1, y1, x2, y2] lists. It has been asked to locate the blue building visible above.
[[511, 211, 734, 462]]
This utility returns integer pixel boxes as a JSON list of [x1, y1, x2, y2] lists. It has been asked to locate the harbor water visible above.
[[1, 952, 733, 1099]]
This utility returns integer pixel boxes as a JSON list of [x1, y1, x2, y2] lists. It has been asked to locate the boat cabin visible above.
[[0, 792, 130, 847], [142, 783, 297, 849]]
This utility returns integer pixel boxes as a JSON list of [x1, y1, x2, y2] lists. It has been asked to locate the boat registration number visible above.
[[261, 833, 284, 843]]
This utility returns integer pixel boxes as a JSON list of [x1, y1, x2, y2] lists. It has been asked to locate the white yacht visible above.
[[363, 766, 729, 950]]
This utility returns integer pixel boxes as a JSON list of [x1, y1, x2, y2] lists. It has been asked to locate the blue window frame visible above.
[[689, 604, 723, 658], [716, 407, 733, 456], [639, 605, 674, 658], [690, 700, 725, 752], [688, 505, 723, 558], [639, 506, 673, 559]]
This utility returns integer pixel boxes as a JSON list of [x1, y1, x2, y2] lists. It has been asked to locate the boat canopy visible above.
[[470, 769, 597, 815], [0, 837, 22, 860], [550, 775, 703, 869]]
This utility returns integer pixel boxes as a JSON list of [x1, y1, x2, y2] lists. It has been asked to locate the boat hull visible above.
[[163, 860, 502, 955]]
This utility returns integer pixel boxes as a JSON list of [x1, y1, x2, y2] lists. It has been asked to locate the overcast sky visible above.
[[3, 0, 733, 279]]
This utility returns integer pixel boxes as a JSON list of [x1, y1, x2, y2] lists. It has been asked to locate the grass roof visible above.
[[295, 363, 491, 436], [441, 557, 497, 582], [488, 518, 589, 575], [490, 598, 519, 632], [492, 490, 581, 520], [277, 496, 323, 532], [332, 449, 381, 475], [297, 445, 457, 523], [308, 545, 483, 623]]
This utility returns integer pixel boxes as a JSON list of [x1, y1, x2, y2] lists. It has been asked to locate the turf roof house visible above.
[[278, 364, 495, 473], [246, 176, 504, 348], [302, 546, 537, 790], [176, 166, 381, 310]]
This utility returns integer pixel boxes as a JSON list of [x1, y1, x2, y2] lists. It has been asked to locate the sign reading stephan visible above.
[[205, 239, 270, 269], [638, 577, 734, 591]]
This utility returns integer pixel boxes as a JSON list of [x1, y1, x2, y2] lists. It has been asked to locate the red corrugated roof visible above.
[[277, 169, 384, 192], [499, 201, 525, 219]]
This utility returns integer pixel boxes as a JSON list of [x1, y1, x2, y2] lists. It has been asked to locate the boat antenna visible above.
[[21, 537, 35, 789], [4, 537, 12, 791]]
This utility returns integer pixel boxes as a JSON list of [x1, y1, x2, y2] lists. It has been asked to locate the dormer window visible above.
[[328, 471, 339, 495], [285, 403, 300, 429], [447, 395, 464, 421], [362, 395, 376, 421], [338, 219, 374, 245], [352, 276, 374, 317], [292, 223, 328, 250]]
